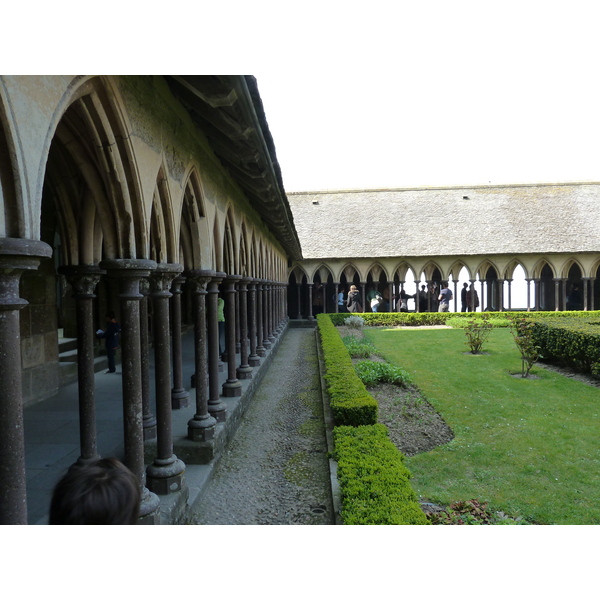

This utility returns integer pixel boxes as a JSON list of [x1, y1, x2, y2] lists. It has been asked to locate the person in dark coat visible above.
[[461, 282, 469, 312], [97, 311, 121, 373], [346, 285, 363, 312]]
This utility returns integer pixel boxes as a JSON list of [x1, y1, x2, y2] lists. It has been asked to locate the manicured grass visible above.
[[364, 327, 600, 524]]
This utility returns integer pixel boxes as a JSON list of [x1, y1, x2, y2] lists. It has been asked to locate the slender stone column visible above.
[[480, 280, 485, 312], [452, 279, 458, 313], [282, 283, 288, 325], [237, 277, 253, 379], [506, 279, 513, 311], [296, 283, 302, 318], [169, 275, 189, 409], [146, 264, 186, 495], [561, 278, 568, 311], [553, 278, 561, 311], [534, 278, 541, 311], [247, 281, 260, 367], [186, 270, 217, 441], [333, 283, 339, 313], [139, 278, 156, 440], [590, 278, 596, 310], [255, 280, 266, 357], [261, 280, 271, 350], [267, 281, 276, 344], [360, 282, 367, 313], [582, 277, 590, 311], [99, 258, 160, 524], [59, 265, 104, 465], [0, 238, 52, 524], [206, 272, 227, 421], [234, 289, 241, 354], [273, 283, 281, 335], [222, 274, 242, 397], [307, 283, 314, 320], [497, 279, 505, 311], [274, 283, 281, 331], [427, 280, 434, 312], [525, 278, 532, 311], [276, 284, 284, 331], [414, 281, 420, 313]]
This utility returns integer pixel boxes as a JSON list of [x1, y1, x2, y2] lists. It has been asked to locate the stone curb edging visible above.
[[314, 327, 343, 525]]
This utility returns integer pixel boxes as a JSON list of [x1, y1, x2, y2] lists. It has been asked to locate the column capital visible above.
[[186, 269, 215, 293], [99, 259, 157, 299], [0, 238, 52, 310], [150, 263, 182, 296], [58, 264, 105, 297]]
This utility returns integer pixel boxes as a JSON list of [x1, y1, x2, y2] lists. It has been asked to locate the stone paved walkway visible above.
[[192, 327, 334, 525]]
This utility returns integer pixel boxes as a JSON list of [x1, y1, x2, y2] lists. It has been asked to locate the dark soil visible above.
[[368, 382, 454, 457], [338, 325, 454, 457]]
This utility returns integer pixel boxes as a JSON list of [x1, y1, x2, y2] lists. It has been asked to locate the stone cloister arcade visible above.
[[289, 254, 600, 318], [0, 76, 299, 524], [3, 76, 599, 525]]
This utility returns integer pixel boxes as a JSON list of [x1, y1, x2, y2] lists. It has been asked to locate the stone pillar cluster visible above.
[[0, 239, 288, 525]]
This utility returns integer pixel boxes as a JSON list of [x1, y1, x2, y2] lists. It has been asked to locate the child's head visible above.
[[49, 457, 140, 525]]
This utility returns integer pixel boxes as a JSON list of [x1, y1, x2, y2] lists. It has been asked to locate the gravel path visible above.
[[192, 327, 334, 525]]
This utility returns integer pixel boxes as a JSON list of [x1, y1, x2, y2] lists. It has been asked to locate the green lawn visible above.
[[364, 326, 600, 524]]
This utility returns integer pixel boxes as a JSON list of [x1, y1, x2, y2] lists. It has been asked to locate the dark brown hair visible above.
[[49, 457, 140, 525]]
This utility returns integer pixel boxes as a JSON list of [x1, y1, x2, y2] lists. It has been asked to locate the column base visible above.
[[187, 415, 217, 442], [222, 380, 242, 397], [248, 355, 260, 367], [143, 415, 157, 441], [236, 365, 253, 379], [256, 346, 266, 357], [138, 487, 161, 524], [74, 455, 101, 468], [171, 388, 190, 409], [262, 340, 272, 350], [208, 402, 228, 422], [146, 456, 186, 495]]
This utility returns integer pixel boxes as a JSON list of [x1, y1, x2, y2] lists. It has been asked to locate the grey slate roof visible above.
[[287, 183, 600, 259]]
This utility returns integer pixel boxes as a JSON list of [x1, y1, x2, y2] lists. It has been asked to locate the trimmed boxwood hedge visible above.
[[528, 315, 600, 373], [333, 424, 429, 525], [317, 313, 428, 524], [317, 313, 378, 426]]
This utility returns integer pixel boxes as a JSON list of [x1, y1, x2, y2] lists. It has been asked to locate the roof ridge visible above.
[[287, 181, 600, 195]]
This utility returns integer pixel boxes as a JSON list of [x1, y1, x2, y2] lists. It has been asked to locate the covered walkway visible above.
[[24, 325, 288, 524]]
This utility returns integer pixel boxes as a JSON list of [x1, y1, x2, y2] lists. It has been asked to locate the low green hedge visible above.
[[333, 424, 429, 525], [529, 316, 600, 373], [328, 312, 449, 327], [317, 314, 378, 426], [328, 310, 600, 327]]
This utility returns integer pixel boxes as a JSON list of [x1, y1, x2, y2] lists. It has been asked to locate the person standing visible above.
[[467, 284, 479, 312], [418, 285, 428, 312], [312, 283, 324, 316], [461, 282, 469, 312], [337, 286, 348, 313], [97, 311, 121, 373], [346, 285, 363, 313], [438, 282, 453, 313]]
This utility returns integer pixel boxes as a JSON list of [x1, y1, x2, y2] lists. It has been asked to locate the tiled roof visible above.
[[288, 183, 600, 259]]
